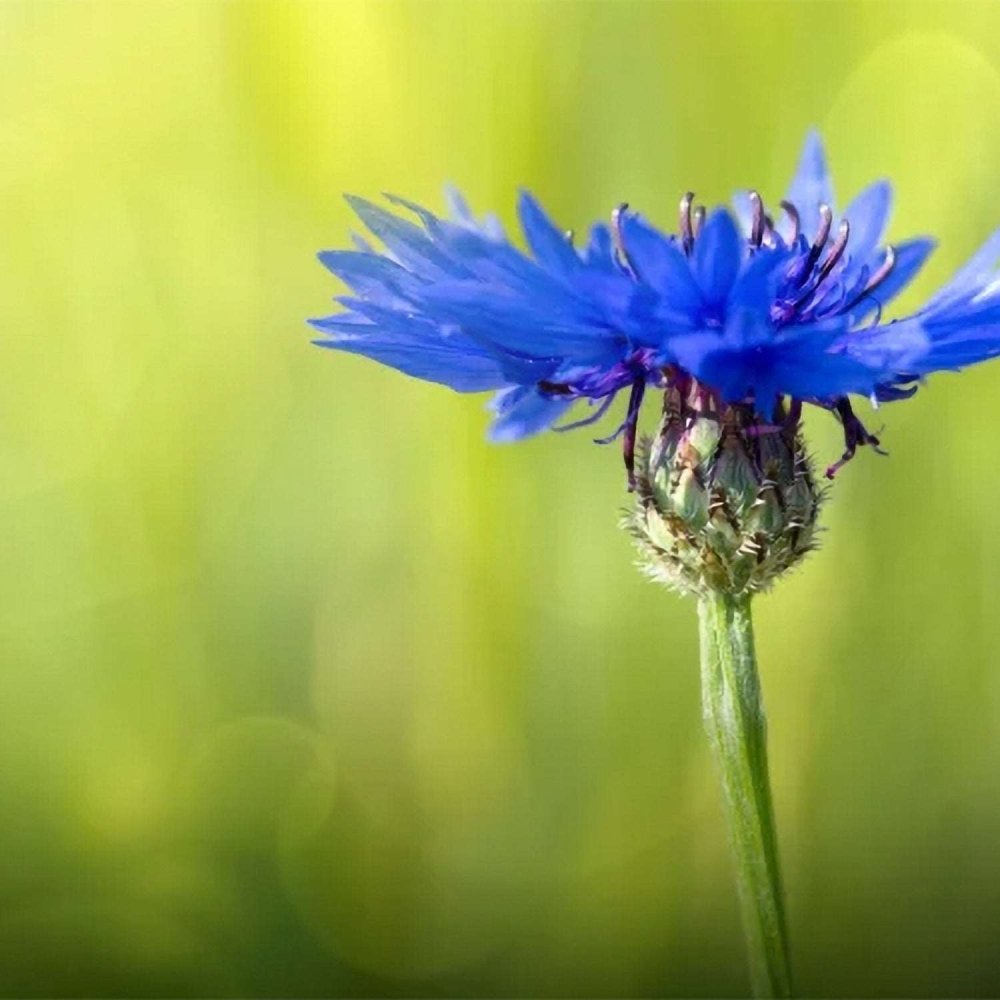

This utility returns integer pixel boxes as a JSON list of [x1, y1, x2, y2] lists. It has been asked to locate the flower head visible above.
[[311, 132, 1000, 488]]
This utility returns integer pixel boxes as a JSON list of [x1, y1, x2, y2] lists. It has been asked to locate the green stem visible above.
[[698, 591, 793, 998]]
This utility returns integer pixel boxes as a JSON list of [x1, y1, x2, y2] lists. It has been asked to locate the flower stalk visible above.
[[699, 591, 792, 998]]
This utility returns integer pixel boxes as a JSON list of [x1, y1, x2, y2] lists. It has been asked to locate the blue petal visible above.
[[487, 385, 574, 442], [919, 330, 1000, 370], [583, 223, 615, 270], [440, 185, 506, 241], [843, 316, 933, 376], [415, 280, 625, 364], [844, 228, 1000, 378], [350, 231, 374, 253], [693, 209, 742, 310], [443, 184, 474, 225], [345, 195, 467, 279], [923, 227, 1000, 317], [849, 238, 936, 323], [310, 312, 517, 392], [619, 214, 702, 315], [728, 243, 797, 314], [517, 191, 584, 278], [763, 325, 883, 400], [840, 179, 892, 267], [317, 250, 423, 305], [407, 217, 570, 298], [784, 130, 836, 242], [381, 192, 491, 263], [382, 191, 441, 229], [673, 312, 878, 407], [731, 190, 754, 239], [318, 297, 560, 384]]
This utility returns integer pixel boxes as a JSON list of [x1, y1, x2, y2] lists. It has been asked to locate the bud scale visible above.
[[626, 389, 824, 596]]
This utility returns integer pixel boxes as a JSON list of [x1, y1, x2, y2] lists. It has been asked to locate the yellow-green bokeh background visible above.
[[4, 1, 1000, 996]]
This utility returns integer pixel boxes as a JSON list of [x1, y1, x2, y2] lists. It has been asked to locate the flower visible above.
[[311, 132, 1000, 486]]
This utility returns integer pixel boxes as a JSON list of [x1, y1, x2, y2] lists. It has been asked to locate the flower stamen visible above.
[[622, 380, 647, 491], [537, 380, 575, 396], [842, 245, 896, 317], [779, 200, 800, 243], [817, 219, 850, 281], [783, 398, 803, 433], [679, 192, 695, 255], [862, 244, 896, 298], [793, 218, 851, 311], [693, 205, 706, 239], [796, 203, 833, 285], [553, 393, 617, 432], [825, 396, 887, 479], [761, 213, 777, 249], [611, 203, 640, 280], [749, 191, 764, 249]]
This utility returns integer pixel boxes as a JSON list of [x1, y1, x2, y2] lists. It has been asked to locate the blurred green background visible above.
[[4, 1, 1000, 996]]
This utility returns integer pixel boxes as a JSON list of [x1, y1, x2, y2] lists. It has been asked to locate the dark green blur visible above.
[[3, 1, 1000, 995]]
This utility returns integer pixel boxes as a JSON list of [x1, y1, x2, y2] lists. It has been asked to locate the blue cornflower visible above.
[[311, 133, 1000, 485]]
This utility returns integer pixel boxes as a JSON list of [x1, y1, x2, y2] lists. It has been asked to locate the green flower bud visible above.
[[627, 392, 823, 597]]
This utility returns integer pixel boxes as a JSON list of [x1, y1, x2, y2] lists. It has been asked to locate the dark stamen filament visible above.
[[779, 200, 800, 242], [815, 204, 833, 246], [611, 203, 639, 280], [679, 192, 695, 255], [552, 393, 616, 432], [622, 380, 646, 491], [784, 397, 803, 432], [538, 380, 574, 396], [749, 191, 764, 248], [693, 205, 706, 238], [796, 203, 833, 284], [825, 397, 887, 478], [862, 244, 896, 296], [814, 219, 850, 286], [762, 213, 776, 249], [844, 245, 897, 313], [792, 218, 849, 310]]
